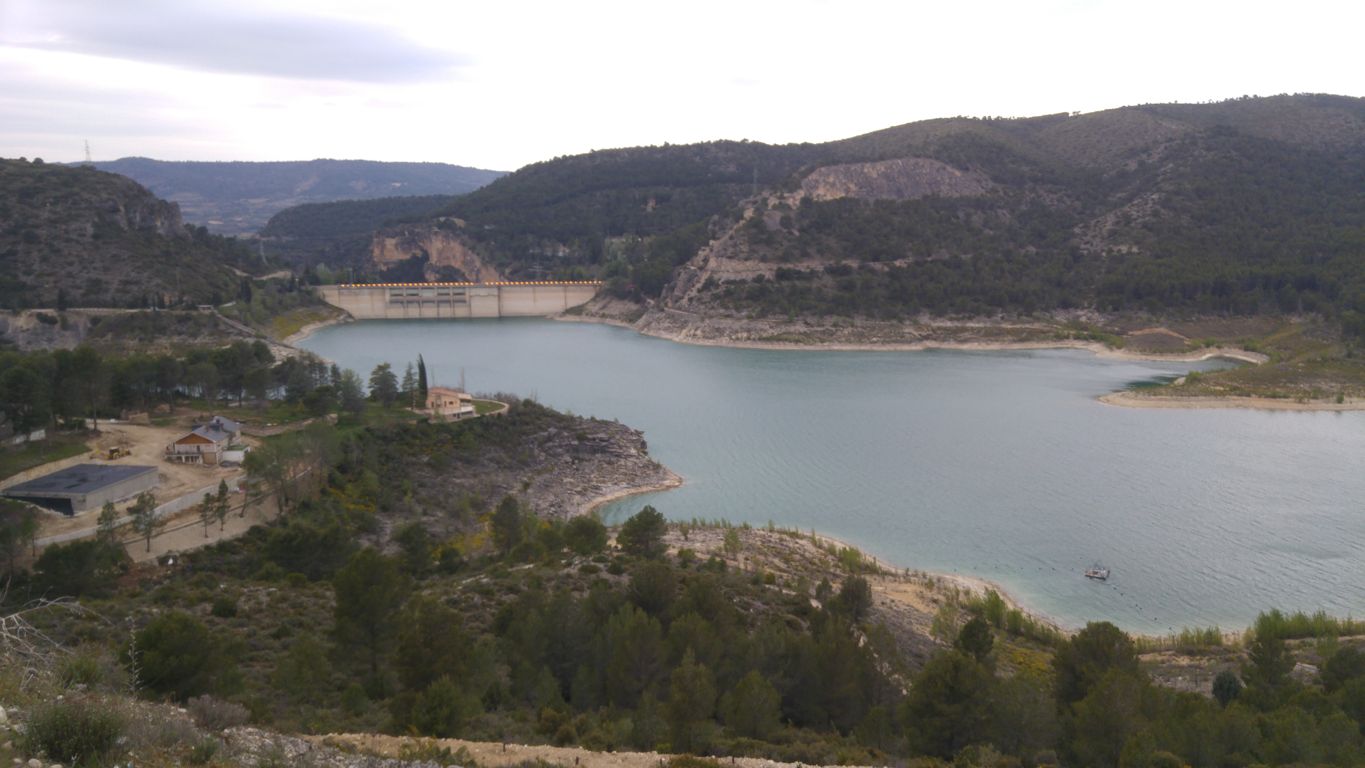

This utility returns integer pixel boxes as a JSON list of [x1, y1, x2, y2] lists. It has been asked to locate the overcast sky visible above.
[[1, 0, 1362, 172]]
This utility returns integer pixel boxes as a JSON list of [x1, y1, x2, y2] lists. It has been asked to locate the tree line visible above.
[[0, 342, 442, 437]]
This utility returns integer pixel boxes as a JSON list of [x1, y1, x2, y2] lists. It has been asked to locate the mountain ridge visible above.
[[88, 157, 507, 235]]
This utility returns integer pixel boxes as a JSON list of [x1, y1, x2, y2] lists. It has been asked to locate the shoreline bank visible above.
[[581, 468, 684, 517], [798, 528, 1061, 633], [312, 301, 1265, 367], [283, 313, 351, 346], [1100, 390, 1365, 412], [552, 311, 1268, 365]]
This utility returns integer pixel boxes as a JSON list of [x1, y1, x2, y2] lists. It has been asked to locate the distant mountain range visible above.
[[88, 158, 506, 235], [278, 93, 1362, 337]]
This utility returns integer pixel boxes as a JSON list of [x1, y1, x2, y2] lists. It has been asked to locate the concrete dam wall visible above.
[[318, 282, 601, 320]]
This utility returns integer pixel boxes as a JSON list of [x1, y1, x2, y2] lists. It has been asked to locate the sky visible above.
[[1, 0, 1362, 172]]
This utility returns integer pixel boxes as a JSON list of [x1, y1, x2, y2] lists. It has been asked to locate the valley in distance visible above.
[[1, 93, 1364, 767]]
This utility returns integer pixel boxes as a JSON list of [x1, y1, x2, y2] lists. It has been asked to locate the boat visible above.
[[1085, 564, 1110, 581]]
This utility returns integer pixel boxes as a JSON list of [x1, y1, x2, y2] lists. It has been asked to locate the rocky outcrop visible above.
[[370, 222, 502, 282], [225, 727, 450, 768], [800, 157, 993, 201]]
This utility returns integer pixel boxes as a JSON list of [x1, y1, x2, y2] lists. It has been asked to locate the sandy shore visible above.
[[1100, 390, 1365, 412], [283, 313, 351, 345], [581, 469, 684, 516], [554, 312, 1268, 364]]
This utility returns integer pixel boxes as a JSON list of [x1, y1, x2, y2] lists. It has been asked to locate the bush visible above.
[[187, 739, 219, 765], [566, 515, 609, 555], [186, 694, 250, 731], [33, 539, 129, 598], [618, 506, 667, 559], [210, 595, 238, 618], [22, 697, 125, 767], [130, 611, 238, 701]]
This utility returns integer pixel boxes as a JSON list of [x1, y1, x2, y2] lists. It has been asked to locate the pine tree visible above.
[[214, 479, 231, 531], [199, 493, 214, 537], [130, 491, 161, 553], [401, 363, 418, 408], [96, 501, 119, 542]]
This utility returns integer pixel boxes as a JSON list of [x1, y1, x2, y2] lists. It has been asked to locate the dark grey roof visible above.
[[190, 426, 232, 443], [208, 415, 241, 433], [4, 464, 157, 497]]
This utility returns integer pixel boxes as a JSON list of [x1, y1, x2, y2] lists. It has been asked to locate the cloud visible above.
[[0, 0, 468, 83]]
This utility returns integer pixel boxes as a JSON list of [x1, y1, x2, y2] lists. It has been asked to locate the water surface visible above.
[[302, 319, 1365, 633]]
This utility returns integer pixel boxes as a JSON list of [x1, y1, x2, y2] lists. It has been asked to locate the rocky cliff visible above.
[[370, 221, 503, 282], [800, 156, 994, 201]]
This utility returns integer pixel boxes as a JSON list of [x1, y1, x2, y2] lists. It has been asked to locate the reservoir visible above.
[[301, 319, 1365, 634]]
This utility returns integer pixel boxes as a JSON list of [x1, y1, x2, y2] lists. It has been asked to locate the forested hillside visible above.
[[259, 194, 458, 271], [364, 94, 1365, 340], [92, 157, 506, 235], [0, 158, 253, 310]]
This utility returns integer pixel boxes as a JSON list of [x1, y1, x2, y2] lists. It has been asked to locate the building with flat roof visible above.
[[2, 464, 158, 516], [425, 386, 476, 421]]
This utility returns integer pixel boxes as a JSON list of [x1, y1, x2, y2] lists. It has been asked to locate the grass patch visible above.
[[1138, 320, 1365, 401], [0, 432, 89, 481], [473, 399, 505, 415]]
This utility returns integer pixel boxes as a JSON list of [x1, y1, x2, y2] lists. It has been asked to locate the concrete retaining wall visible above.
[[317, 282, 600, 320]]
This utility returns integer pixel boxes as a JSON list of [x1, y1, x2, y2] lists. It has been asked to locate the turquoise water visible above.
[[301, 319, 1365, 633]]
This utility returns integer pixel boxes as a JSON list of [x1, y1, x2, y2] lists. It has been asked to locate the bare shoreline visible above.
[[1100, 390, 1365, 412], [552, 312, 1268, 364], [306, 301, 1265, 366], [282, 313, 352, 346], [580, 469, 684, 517], [798, 528, 1063, 633]]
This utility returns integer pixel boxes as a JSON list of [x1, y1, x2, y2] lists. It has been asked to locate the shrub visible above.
[[57, 652, 105, 690], [187, 739, 219, 765], [130, 611, 237, 701], [33, 539, 129, 598], [22, 697, 125, 767], [186, 695, 250, 731], [618, 506, 668, 559], [210, 595, 238, 618], [565, 515, 608, 555]]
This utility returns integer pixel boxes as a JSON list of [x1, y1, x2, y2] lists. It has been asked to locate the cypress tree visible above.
[[417, 355, 429, 403]]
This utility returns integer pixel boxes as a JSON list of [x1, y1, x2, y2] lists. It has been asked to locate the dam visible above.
[[317, 281, 601, 320]]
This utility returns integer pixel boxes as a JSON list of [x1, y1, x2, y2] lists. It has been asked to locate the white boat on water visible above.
[[1085, 564, 1110, 581]]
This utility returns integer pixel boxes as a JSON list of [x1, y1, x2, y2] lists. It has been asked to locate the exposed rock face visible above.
[[398, 406, 680, 524], [370, 222, 502, 282], [224, 727, 449, 768], [800, 157, 993, 201]]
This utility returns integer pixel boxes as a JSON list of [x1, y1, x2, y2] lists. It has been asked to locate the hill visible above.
[[91, 157, 507, 235], [258, 194, 460, 273], [6, 396, 1365, 767], [355, 94, 1365, 343], [0, 158, 251, 310]]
